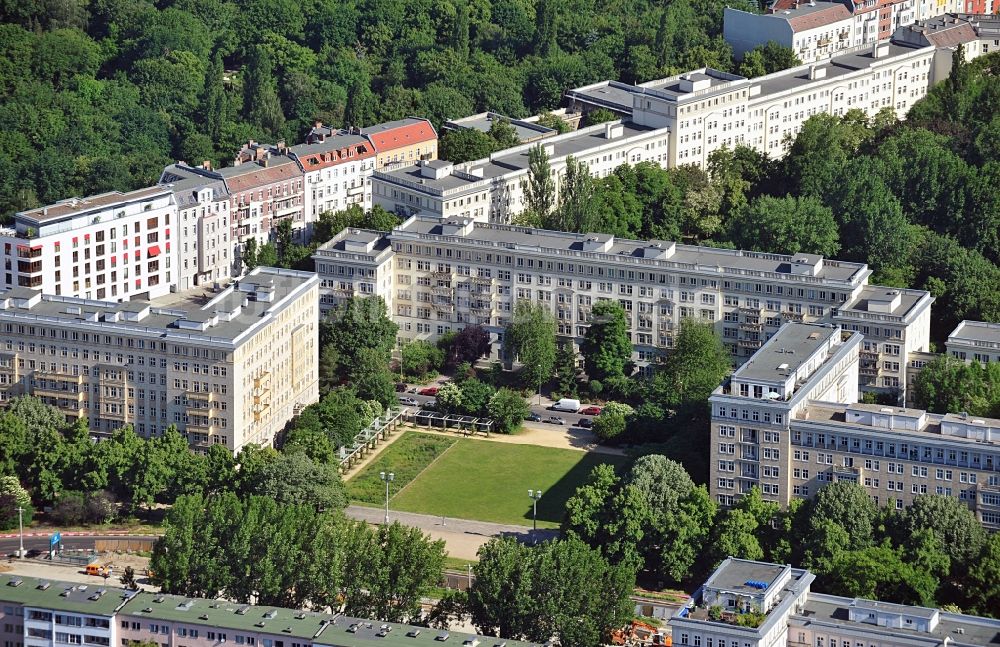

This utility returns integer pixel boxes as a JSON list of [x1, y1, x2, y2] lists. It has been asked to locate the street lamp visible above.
[[380, 471, 395, 524], [527, 489, 542, 532], [16, 507, 24, 559]]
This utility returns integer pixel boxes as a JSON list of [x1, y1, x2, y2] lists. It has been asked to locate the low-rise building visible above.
[[724, 1, 861, 64], [710, 322, 1000, 529], [361, 117, 438, 169], [0, 267, 319, 454], [443, 112, 557, 144], [946, 319, 1000, 364], [670, 557, 1000, 647], [1, 187, 178, 302]]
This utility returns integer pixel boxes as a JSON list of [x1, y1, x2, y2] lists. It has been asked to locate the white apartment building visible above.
[[946, 320, 1000, 364], [710, 323, 1000, 529], [289, 132, 377, 222], [0, 267, 319, 454], [371, 121, 671, 224], [669, 557, 1000, 647], [313, 217, 931, 395], [1, 187, 178, 302], [159, 165, 231, 291], [16, 582, 127, 647]]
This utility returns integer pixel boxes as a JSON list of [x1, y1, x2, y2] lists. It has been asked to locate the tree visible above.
[[968, 532, 1000, 617], [548, 155, 596, 233], [249, 452, 347, 511], [824, 544, 938, 607], [401, 340, 444, 378], [711, 509, 764, 563], [912, 355, 1000, 418], [242, 46, 285, 137], [580, 300, 632, 382], [120, 566, 140, 591], [554, 343, 580, 397], [592, 404, 628, 442], [436, 381, 464, 414], [894, 494, 987, 569], [321, 297, 398, 366], [803, 482, 878, 558], [202, 49, 226, 145], [487, 388, 530, 434], [727, 195, 840, 256], [0, 476, 33, 531], [257, 242, 278, 267], [563, 464, 646, 571], [242, 238, 259, 271], [444, 325, 491, 369], [451, 0, 470, 60], [458, 379, 495, 416], [349, 347, 396, 409], [343, 77, 374, 129], [520, 144, 555, 224], [532, 0, 558, 57], [582, 108, 618, 127], [504, 300, 556, 392], [651, 320, 730, 419], [487, 118, 520, 150], [439, 128, 496, 163]]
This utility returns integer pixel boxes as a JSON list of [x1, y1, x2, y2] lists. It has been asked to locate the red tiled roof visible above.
[[364, 119, 437, 152], [787, 4, 852, 31], [221, 161, 302, 193], [924, 23, 978, 46]]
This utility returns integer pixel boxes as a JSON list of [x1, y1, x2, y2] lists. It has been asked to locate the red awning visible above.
[[148, 245, 161, 257]]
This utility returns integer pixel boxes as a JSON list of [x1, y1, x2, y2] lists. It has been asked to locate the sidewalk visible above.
[[396, 421, 625, 455], [345, 505, 558, 559]]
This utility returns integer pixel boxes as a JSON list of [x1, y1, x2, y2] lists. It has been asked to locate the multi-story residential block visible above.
[[669, 557, 1000, 647], [314, 218, 932, 395], [710, 322, 1000, 529], [946, 320, 1000, 364], [289, 132, 377, 221], [371, 121, 671, 223], [725, 1, 863, 64], [0, 267, 318, 454], [0, 577, 539, 647], [158, 166, 231, 291], [1, 187, 177, 302], [443, 112, 557, 144], [0, 577, 128, 647], [225, 143, 308, 249], [360, 118, 438, 169]]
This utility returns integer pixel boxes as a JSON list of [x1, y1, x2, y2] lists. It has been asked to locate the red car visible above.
[[580, 406, 602, 416], [418, 386, 439, 396]]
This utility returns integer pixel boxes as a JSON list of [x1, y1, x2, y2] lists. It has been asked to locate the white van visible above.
[[551, 398, 581, 412]]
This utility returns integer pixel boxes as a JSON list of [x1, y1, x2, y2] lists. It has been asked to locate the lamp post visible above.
[[380, 471, 395, 524], [528, 489, 542, 532], [16, 507, 24, 559]]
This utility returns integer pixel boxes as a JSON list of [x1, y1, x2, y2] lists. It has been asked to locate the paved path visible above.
[[345, 505, 558, 559]]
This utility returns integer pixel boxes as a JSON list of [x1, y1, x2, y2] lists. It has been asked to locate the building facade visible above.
[[0, 188, 178, 303], [946, 319, 1000, 364], [669, 557, 1000, 647], [290, 133, 376, 222], [158, 168, 231, 292], [0, 267, 318, 454], [314, 218, 931, 397], [709, 322, 1000, 529]]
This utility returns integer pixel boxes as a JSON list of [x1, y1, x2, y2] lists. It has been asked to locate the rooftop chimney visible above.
[[202, 160, 212, 171]]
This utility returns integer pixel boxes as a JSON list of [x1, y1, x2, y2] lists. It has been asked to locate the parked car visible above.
[[577, 418, 593, 428], [527, 412, 542, 422], [545, 416, 567, 425], [580, 406, 602, 416], [398, 397, 419, 406], [421, 401, 438, 411], [395, 382, 408, 392], [418, 386, 439, 396]]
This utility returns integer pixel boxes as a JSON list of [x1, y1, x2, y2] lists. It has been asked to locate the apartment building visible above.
[[709, 322, 1000, 529], [0, 578, 128, 647], [225, 143, 307, 248], [290, 132, 376, 221], [668, 557, 1000, 647], [314, 218, 931, 395], [0, 188, 177, 302], [946, 320, 1000, 364], [0, 267, 318, 454], [0, 577, 538, 647], [158, 166, 231, 291], [360, 118, 438, 169], [371, 121, 671, 223]]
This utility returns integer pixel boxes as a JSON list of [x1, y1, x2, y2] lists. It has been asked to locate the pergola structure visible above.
[[337, 407, 404, 473], [408, 409, 494, 435]]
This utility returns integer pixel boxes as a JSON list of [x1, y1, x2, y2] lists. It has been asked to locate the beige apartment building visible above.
[[314, 217, 932, 396], [710, 322, 1000, 529], [0, 267, 318, 454]]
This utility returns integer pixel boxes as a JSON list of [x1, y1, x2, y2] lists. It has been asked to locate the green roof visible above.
[[0, 575, 132, 616], [120, 593, 331, 640], [315, 618, 537, 647]]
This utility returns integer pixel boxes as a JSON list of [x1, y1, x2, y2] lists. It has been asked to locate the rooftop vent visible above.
[[347, 624, 359, 634], [294, 613, 306, 620], [436, 633, 450, 642], [154, 595, 165, 603], [177, 600, 194, 611], [407, 630, 421, 638], [264, 610, 278, 619], [282, 627, 292, 634], [236, 606, 250, 615], [7, 578, 23, 588], [254, 622, 266, 628], [37, 582, 50, 591], [199, 614, 209, 620]]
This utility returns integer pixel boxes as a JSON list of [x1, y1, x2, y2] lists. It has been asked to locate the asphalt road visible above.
[[396, 384, 596, 429]]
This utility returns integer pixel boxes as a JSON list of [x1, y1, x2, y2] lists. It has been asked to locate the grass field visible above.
[[390, 439, 630, 528], [347, 432, 458, 504]]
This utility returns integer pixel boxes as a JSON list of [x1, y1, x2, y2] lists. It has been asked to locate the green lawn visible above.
[[347, 432, 458, 504], [390, 440, 630, 528]]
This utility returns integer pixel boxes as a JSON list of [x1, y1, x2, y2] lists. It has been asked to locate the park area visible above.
[[347, 431, 630, 528]]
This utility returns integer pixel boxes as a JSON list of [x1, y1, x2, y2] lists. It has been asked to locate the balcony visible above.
[[818, 37, 831, 46], [432, 284, 453, 295], [469, 276, 493, 286], [738, 338, 763, 349], [782, 311, 804, 323], [739, 322, 763, 331], [186, 390, 216, 403], [186, 420, 216, 434]]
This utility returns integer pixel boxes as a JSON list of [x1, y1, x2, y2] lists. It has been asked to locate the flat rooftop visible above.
[[798, 595, 1000, 646], [392, 218, 869, 285], [445, 113, 555, 142], [0, 575, 131, 615], [948, 320, 1000, 346], [0, 267, 317, 346], [799, 403, 1000, 443], [732, 323, 839, 384], [835, 285, 931, 322], [565, 80, 641, 113], [17, 186, 172, 224], [704, 559, 787, 595], [376, 121, 660, 194], [315, 618, 536, 647]]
